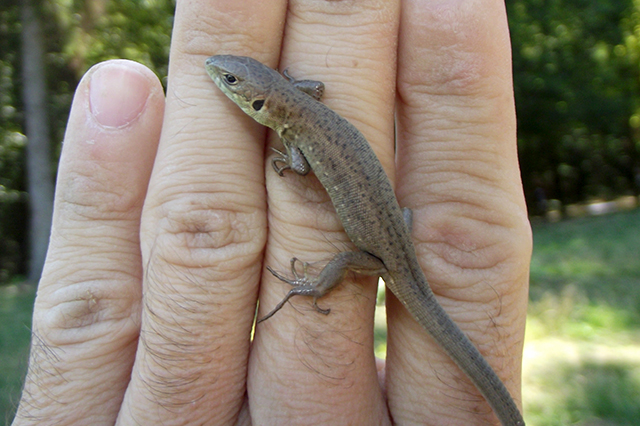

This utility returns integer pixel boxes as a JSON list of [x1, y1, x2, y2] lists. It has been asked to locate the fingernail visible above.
[[89, 62, 151, 128]]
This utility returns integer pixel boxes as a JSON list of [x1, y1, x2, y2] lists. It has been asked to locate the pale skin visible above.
[[13, 0, 531, 425]]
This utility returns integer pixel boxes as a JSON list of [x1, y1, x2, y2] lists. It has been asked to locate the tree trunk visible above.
[[21, 0, 54, 284]]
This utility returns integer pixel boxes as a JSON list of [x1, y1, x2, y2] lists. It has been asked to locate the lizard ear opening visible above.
[[252, 99, 265, 111]]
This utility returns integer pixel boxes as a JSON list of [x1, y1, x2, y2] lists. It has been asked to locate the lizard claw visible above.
[[312, 299, 330, 315], [270, 147, 290, 176], [266, 265, 298, 286], [259, 258, 329, 323]]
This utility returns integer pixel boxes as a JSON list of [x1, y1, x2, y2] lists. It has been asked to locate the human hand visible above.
[[13, 1, 530, 425]]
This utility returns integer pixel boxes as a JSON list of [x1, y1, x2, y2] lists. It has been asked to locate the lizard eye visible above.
[[223, 74, 238, 85]]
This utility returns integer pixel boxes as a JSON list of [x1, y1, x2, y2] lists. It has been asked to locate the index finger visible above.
[[118, 1, 287, 424]]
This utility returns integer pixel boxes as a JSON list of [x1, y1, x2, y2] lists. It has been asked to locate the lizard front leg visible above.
[[258, 251, 387, 323], [270, 70, 323, 176], [283, 69, 325, 100], [270, 142, 310, 176]]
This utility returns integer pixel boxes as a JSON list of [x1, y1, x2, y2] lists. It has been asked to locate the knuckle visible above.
[[57, 168, 143, 222], [34, 272, 141, 347], [148, 196, 266, 271]]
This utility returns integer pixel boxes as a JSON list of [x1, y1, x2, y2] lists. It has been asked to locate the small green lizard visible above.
[[205, 55, 525, 426]]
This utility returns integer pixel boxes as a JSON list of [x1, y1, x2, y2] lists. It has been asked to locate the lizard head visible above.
[[205, 55, 282, 127]]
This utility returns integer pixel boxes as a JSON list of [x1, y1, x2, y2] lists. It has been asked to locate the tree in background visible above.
[[508, 0, 640, 210], [0, 0, 174, 284], [21, 0, 54, 283], [3, 0, 640, 283], [1, 0, 31, 283]]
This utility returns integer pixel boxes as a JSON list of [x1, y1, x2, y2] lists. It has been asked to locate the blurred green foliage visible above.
[[0, 0, 174, 282], [508, 0, 640, 209], [1, 0, 28, 283]]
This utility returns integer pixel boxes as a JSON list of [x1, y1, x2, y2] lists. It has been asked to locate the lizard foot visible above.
[[258, 258, 330, 323], [258, 252, 386, 324]]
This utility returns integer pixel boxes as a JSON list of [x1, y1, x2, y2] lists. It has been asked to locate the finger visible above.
[[249, 1, 400, 424], [117, 1, 287, 424], [390, 0, 530, 423], [13, 60, 164, 425]]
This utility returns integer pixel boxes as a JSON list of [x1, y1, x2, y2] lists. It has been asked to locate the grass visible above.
[[524, 209, 640, 426], [0, 283, 35, 425], [2, 209, 640, 424]]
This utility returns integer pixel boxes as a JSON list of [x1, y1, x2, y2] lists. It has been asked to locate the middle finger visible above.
[[249, 1, 401, 424]]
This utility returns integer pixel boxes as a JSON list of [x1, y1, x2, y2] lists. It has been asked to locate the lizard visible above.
[[205, 54, 525, 426]]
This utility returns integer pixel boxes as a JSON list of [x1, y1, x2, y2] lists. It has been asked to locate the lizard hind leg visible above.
[[258, 252, 387, 323], [259, 258, 331, 323]]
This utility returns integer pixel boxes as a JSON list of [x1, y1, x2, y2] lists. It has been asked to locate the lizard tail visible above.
[[392, 273, 526, 426]]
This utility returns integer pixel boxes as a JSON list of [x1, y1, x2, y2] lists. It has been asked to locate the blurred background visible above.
[[1, 0, 639, 424]]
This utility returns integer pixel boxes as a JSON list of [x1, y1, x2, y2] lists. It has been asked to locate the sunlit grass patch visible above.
[[527, 285, 637, 341], [523, 337, 640, 426], [525, 209, 640, 426]]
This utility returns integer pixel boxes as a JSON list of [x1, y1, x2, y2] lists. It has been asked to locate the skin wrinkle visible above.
[[56, 214, 142, 237], [267, 225, 352, 258], [151, 175, 263, 204], [398, 37, 507, 100], [136, 331, 246, 423], [141, 232, 260, 325], [138, 280, 218, 408], [145, 256, 223, 303], [155, 201, 258, 250], [282, 6, 398, 149], [180, 7, 284, 64], [415, 218, 519, 271], [181, 24, 247, 60], [408, 154, 509, 187], [50, 240, 140, 270], [418, 259, 525, 325], [152, 130, 257, 170], [291, 0, 394, 21], [48, 232, 136, 265], [58, 178, 143, 223], [148, 124, 265, 179], [410, 187, 512, 225], [296, 331, 359, 381], [269, 197, 346, 236], [400, 136, 521, 201], [400, 103, 499, 143], [19, 331, 89, 420], [423, 226, 524, 278], [65, 284, 139, 330], [393, 343, 475, 421]]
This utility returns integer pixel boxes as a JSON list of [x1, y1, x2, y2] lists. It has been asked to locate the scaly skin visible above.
[[205, 54, 525, 426]]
